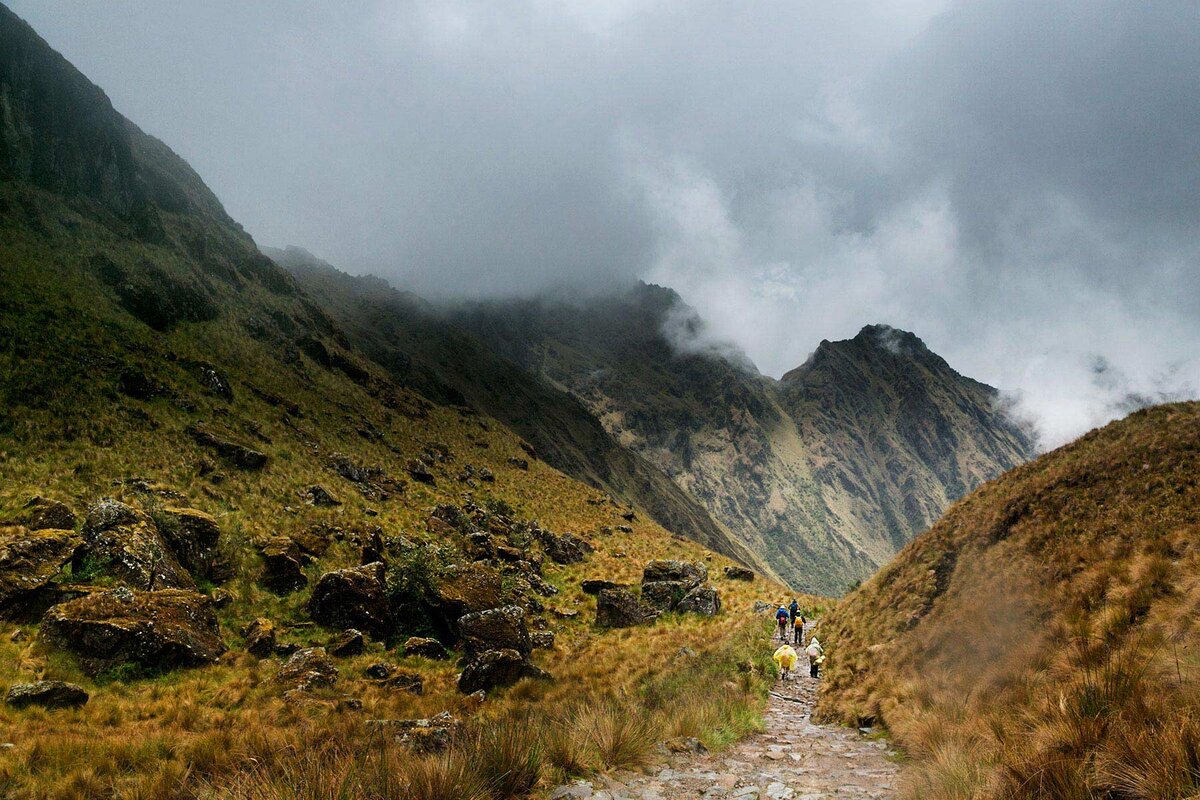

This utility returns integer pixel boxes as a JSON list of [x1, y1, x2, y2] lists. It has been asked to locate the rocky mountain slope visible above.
[[0, 6, 795, 797], [817, 401, 1200, 799], [446, 287, 1037, 594]]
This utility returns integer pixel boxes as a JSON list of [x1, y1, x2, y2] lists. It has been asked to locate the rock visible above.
[[307, 562, 391, 640], [360, 528, 385, 565], [5, 680, 89, 710], [187, 424, 268, 469], [210, 588, 234, 608], [595, 587, 654, 628], [403, 636, 448, 660], [241, 617, 277, 658], [300, 485, 341, 507], [328, 629, 365, 657], [723, 565, 756, 581], [664, 736, 708, 754], [9, 629, 23, 643], [620, 510, 636, 522], [118, 368, 170, 401], [186, 360, 234, 400], [77, 502, 196, 591], [16, 497, 77, 531], [274, 647, 338, 691], [753, 600, 771, 613], [541, 532, 595, 565], [40, 588, 226, 674], [0, 525, 83, 618], [364, 663, 423, 694], [367, 712, 461, 753], [580, 578, 625, 595], [551, 608, 579, 619], [640, 580, 692, 613], [676, 585, 721, 616], [506, 457, 529, 470], [457, 648, 550, 693], [154, 506, 222, 580], [530, 631, 555, 649], [257, 536, 307, 594], [405, 458, 436, 485], [457, 605, 531, 658], [433, 563, 503, 619], [463, 532, 495, 560], [642, 560, 707, 586], [337, 697, 363, 711]]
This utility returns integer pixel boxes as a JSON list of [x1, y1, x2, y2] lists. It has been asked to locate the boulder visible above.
[[16, 497, 77, 531], [301, 485, 341, 507], [367, 712, 461, 753], [5, 680, 89, 710], [274, 647, 338, 691], [328, 628, 365, 658], [405, 459, 435, 485], [641, 580, 692, 613], [258, 536, 307, 594], [403, 637, 448, 660], [457, 606, 531, 659], [530, 631, 555, 650], [541, 532, 594, 565], [676, 585, 722, 616], [364, 663, 423, 694], [642, 560, 707, 586], [187, 424, 268, 470], [595, 587, 654, 628], [506, 457, 529, 471], [154, 506, 222, 580], [433, 563, 503, 619], [77, 502, 195, 591], [40, 588, 226, 674], [241, 617, 277, 658], [457, 648, 549, 694], [307, 562, 391, 640], [0, 525, 82, 618], [580, 579, 625, 596], [723, 565, 755, 581], [753, 600, 771, 613]]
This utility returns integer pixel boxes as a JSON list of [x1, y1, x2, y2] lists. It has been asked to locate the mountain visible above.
[[0, 6, 791, 797], [446, 286, 1038, 594], [817, 401, 1200, 800]]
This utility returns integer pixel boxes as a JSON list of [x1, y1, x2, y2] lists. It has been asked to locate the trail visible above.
[[548, 626, 899, 800]]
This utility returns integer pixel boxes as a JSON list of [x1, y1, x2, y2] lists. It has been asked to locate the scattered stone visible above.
[[642, 560, 707, 586], [307, 562, 391, 640], [16, 497, 77, 531], [0, 525, 83, 618], [5, 680, 89, 710], [620, 510, 636, 522], [403, 636, 449, 660], [615, 525, 633, 534], [290, 524, 333, 559], [676, 585, 722, 616], [328, 628, 366, 658], [300, 485, 341, 507], [581, 578, 625, 595], [506, 457, 529, 471], [723, 565, 756, 581], [457, 648, 550, 693], [118, 368, 170, 401], [595, 587, 654, 628], [664, 737, 708, 754], [257, 536, 307, 594], [367, 712, 461, 753], [241, 617, 277, 658], [337, 697, 363, 711], [405, 458, 435, 485], [530, 631, 555, 649], [551, 608, 579, 619], [753, 600, 771, 613], [364, 663, 424, 694], [187, 424, 268, 470], [274, 647, 338, 691], [40, 588, 226, 674], [457, 605, 531, 658], [541, 532, 595, 565]]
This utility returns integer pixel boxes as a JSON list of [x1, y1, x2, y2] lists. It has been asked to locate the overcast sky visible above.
[[11, 0, 1199, 446]]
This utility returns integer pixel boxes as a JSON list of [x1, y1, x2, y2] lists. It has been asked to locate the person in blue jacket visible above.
[[775, 605, 790, 641]]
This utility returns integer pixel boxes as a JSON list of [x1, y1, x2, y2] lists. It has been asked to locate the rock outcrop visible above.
[[0, 525, 82, 618], [306, 562, 391, 640], [241, 617, 277, 658], [457, 648, 549, 694], [154, 506, 222, 580], [257, 536, 308, 594], [77, 500, 195, 591], [457, 605, 531, 659], [595, 587, 655, 628]]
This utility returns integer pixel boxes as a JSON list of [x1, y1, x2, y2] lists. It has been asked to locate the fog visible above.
[[12, 0, 1199, 446]]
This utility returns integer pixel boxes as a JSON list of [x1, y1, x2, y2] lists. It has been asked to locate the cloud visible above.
[[11, 0, 1199, 446]]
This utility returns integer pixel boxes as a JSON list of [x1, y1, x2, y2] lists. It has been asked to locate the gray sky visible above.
[[12, 0, 1200, 445]]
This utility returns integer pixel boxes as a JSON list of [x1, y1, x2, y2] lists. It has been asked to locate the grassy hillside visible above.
[[817, 401, 1200, 800], [0, 6, 810, 798]]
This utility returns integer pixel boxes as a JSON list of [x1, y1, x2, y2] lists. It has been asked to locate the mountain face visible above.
[[447, 286, 1037, 594], [816, 402, 1200, 799]]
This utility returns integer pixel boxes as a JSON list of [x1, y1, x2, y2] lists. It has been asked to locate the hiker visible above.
[[773, 643, 798, 681], [788, 598, 799, 627], [793, 613, 806, 645], [775, 605, 790, 641], [806, 636, 825, 679]]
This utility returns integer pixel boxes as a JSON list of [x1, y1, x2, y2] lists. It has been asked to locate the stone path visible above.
[[547, 628, 898, 800]]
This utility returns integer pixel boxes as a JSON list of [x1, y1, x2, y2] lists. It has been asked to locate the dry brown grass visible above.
[[817, 402, 1200, 800]]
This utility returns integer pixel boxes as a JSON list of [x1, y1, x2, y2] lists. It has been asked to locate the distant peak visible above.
[[853, 324, 930, 356]]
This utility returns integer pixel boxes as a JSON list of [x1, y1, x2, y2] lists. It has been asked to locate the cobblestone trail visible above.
[[548, 627, 899, 800]]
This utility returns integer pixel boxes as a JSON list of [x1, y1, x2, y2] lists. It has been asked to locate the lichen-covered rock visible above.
[[300, 485, 341, 507], [77, 501, 195, 591], [530, 631, 555, 649], [676, 585, 722, 616], [187, 424, 268, 469], [403, 636, 448, 660], [433, 563, 503, 619], [541, 532, 594, 565], [258, 536, 307, 594], [274, 647, 338, 691], [364, 663, 423, 694], [40, 588, 226, 674], [0, 525, 82, 618], [723, 565, 755, 581], [457, 605, 531, 659], [457, 648, 550, 693], [16, 497, 77, 531], [581, 578, 625, 596], [405, 458, 436, 485], [241, 617, 277, 658], [642, 560, 707, 586], [5, 680, 89, 709], [367, 712, 461, 753], [328, 628, 365, 658], [641, 580, 691, 613], [307, 562, 391, 640], [154, 506, 222, 580], [595, 587, 655, 628]]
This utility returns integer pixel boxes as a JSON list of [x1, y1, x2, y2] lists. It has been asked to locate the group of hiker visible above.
[[772, 599, 824, 681]]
